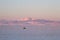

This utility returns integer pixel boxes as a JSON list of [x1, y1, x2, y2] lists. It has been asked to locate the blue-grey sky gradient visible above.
[[0, 0, 60, 20]]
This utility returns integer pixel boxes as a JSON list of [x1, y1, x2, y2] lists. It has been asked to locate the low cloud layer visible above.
[[0, 18, 60, 25]]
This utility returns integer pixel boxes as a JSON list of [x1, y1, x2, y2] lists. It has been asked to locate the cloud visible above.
[[0, 19, 9, 24], [20, 17, 32, 21], [0, 18, 60, 25], [32, 19, 55, 24]]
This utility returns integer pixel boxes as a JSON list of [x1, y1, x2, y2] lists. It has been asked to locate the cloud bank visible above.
[[0, 18, 60, 26]]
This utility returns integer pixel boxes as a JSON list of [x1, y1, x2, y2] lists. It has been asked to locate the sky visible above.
[[0, 0, 60, 20]]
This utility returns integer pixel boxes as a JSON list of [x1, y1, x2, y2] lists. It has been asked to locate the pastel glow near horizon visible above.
[[0, 17, 60, 26], [0, 0, 60, 20]]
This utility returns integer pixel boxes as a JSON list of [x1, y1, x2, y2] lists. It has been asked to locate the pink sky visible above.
[[0, 0, 60, 20]]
